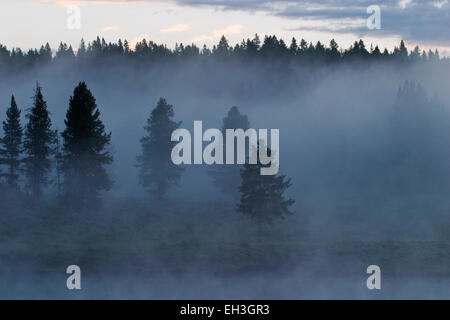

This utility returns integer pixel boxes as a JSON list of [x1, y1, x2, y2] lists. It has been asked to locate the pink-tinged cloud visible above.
[[30, 0, 450, 46], [160, 24, 190, 33], [101, 25, 120, 32], [191, 24, 243, 43], [36, 0, 89, 7]]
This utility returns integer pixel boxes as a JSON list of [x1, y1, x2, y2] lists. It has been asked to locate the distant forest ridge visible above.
[[0, 34, 448, 72]]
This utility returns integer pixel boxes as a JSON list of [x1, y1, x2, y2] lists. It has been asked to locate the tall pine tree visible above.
[[61, 82, 113, 210], [136, 98, 183, 199], [0, 95, 23, 189], [237, 144, 294, 224], [23, 84, 56, 197], [208, 106, 249, 199]]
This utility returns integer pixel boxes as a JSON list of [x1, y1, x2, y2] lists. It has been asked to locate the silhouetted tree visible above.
[[371, 45, 382, 59], [289, 37, 298, 54], [77, 39, 86, 60], [61, 82, 113, 210], [327, 39, 340, 62], [237, 144, 294, 224], [38, 43, 52, 65], [0, 36, 446, 75], [244, 34, 260, 58], [23, 84, 56, 197], [208, 106, 249, 199], [0, 95, 23, 189], [55, 42, 75, 62], [136, 98, 183, 199], [214, 35, 231, 57], [394, 40, 408, 62]]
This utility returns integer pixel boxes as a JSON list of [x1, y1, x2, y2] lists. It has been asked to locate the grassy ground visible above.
[[2, 195, 450, 279]]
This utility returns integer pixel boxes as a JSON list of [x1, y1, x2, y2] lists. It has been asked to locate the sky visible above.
[[0, 0, 449, 56]]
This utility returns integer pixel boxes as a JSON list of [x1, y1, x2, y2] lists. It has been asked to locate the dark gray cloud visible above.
[[87, 0, 450, 45], [272, 0, 450, 45]]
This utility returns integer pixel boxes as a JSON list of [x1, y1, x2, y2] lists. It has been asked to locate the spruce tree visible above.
[[136, 98, 183, 199], [0, 95, 23, 189], [208, 106, 249, 199], [237, 144, 294, 224], [61, 82, 113, 210], [23, 84, 56, 197]]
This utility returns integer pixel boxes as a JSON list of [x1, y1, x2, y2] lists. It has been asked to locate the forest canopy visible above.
[[0, 35, 447, 75]]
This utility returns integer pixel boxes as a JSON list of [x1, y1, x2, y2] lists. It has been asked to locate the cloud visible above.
[[190, 24, 243, 43], [160, 24, 190, 33], [36, 0, 88, 7], [190, 35, 213, 43], [34, 0, 450, 45], [101, 25, 120, 33], [433, 0, 448, 8], [212, 24, 243, 37], [257, 0, 450, 46]]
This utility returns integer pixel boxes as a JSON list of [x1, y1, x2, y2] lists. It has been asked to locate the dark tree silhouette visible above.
[[0, 37, 446, 77], [136, 98, 183, 199], [61, 82, 113, 210], [23, 84, 56, 197], [0, 95, 23, 189], [208, 106, 249, 199], [55, 42, 75, 62], [237, 144, 294, 224], [394, 40, 408, 62]]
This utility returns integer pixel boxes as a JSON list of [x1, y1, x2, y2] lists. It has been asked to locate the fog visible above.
[[1, 52, 450, 299]]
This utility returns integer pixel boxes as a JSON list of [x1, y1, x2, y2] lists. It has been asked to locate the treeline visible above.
[[0, 35, 447, 74], [0, 83, 294, 223]]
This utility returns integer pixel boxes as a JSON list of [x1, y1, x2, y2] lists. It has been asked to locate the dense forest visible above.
[[0, 35, 447, 74], [1, 35, 450, 298]]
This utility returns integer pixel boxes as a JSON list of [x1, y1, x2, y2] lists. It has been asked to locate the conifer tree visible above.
[[136, 98, 183, 199], [61, 82, 113, 210], [394, 40, 408, 62], [289, 37, 298, 54], [38, 43, 52, 64], [23, 84, 56, 197], [0, 95, 23, 189], [208, 106, 249, 199], [77, 39, 87, 60], [237, 144, 294, 224]]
